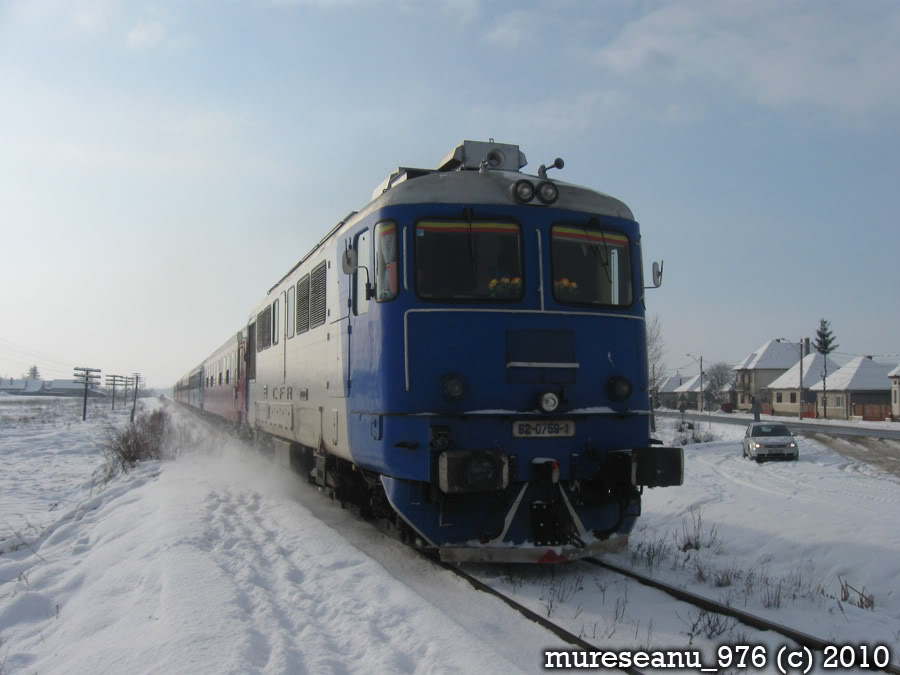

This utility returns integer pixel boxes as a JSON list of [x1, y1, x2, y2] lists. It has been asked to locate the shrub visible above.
[[102, 408, 171, 478]]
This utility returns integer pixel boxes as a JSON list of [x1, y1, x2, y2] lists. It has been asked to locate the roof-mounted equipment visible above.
[[373, 139, 528, 199]]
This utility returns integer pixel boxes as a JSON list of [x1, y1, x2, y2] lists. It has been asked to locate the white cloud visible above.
[[483, 9, 539, 48], [126, 18, 165, 49], [71, 0, 115, 34], [592, 1, 900, 116]]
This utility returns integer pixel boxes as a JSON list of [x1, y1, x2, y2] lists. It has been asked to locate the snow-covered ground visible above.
[[1, 397, 899, 674]]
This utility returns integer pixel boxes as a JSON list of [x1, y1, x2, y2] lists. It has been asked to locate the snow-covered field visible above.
[[1, 397, 899, 674]]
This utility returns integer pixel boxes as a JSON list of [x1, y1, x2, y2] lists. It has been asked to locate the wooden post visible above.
[[73, 367, 101, 421]]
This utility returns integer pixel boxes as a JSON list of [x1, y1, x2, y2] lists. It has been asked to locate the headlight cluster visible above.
[[513, 179, 558, 205]]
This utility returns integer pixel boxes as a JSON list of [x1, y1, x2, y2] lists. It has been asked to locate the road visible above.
[[655, 409, 900, 441]]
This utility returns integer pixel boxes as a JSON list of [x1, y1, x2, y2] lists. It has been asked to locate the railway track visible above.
[[586, 557, 900, 675], [424, 552, 900, 675]]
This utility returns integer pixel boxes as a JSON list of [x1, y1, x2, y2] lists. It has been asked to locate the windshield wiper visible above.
[[585, 219, 612, 284]]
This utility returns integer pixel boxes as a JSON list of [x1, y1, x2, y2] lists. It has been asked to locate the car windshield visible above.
[[751, 424, 791, 437], [551, 225, 632, 306], [415, 220, 522, 300]]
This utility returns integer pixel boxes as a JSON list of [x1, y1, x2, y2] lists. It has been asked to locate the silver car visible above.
[[742, 422, 798, 462]]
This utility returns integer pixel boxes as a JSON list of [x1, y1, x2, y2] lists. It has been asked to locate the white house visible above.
[[674, 373, 703, 412], [733, 340, 800, 411], [768, 352, 838, 417], [809, 356, 896, 420]]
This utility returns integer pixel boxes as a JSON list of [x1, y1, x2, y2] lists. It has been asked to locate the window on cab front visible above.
[[551, 225, 633, 306], [415, 220, 522, 300]]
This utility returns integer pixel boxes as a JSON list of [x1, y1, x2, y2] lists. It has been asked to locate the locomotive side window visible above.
[[375, 221, 398, 302], [550, 225, 633, 307], [354, 229, 370, 315], [296, 274, 310, 334], [272, 298, 279, 345], [415, 220, 522, 301], [286, 285, 295, 338], [310, 261, 327, 328]]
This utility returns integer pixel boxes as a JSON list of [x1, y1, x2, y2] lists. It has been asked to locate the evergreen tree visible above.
[[813, 319, 839, 418], [27, 364, 40, 380]]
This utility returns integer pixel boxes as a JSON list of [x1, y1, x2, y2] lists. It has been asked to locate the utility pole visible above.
[[130, 372, 141, 422], [105, 374, 125, 410], [73, 367, 101, 421], [798, 339, 804, 420]]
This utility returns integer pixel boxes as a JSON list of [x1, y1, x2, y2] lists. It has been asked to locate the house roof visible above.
[[809, 356, 897, 392], [47, 379, 83, 390], [734, 340, 801, 371], [674, 373, 702, 393], [660, 373, 687, 392], [768, 353, 840, 390], [889, 364, 900, 378]]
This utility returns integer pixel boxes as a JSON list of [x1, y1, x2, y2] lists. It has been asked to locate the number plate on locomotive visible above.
[[512, 421, 574, 438]]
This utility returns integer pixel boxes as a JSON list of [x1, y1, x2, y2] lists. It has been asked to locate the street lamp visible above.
[[776, 338, 805, 420], [686, 353, 704, 416]]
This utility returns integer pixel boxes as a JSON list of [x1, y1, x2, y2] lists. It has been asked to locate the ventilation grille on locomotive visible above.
[[296, 274, 310, 335], [310, 262, 327, 329], [257, 305, 272, 351]]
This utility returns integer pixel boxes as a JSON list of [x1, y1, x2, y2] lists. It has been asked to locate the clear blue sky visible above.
[[1, 0, 898, 387]]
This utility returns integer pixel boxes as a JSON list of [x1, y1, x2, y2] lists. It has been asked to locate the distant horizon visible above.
[[2, 0, 898, 386]]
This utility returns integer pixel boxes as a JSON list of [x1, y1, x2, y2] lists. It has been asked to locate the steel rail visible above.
[[423, 552, 645, 675], [586, 557, 900, 675]]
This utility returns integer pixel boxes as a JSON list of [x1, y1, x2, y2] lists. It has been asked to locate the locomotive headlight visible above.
[[606, 375, 632, 401], [536, 181, 559, 204], [441, 373, 465, 401], [513, 179, 535, 203], [539, 391, 560, 413]]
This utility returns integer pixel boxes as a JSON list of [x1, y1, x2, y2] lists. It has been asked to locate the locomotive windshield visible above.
[[415, 220, 523, 300], [551, 225, 633, 306]]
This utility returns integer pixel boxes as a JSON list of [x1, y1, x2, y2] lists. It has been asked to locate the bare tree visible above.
[[702, 362, 734, 412], [646, 314, 666, 400]]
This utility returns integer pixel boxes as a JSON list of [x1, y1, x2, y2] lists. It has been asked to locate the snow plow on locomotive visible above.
[[175, 140, 683, 563]]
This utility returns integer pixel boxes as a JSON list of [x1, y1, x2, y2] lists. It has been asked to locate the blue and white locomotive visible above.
[[176, 140, 683, 563]]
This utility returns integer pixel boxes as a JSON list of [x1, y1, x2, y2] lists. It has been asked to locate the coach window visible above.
[[272, 298, 279, 345], [415, 220, 522, 300], [296, 274, 310, 334], [287, 286, 295, 338], [375, 221, 398, 301], [354, 229, 370, 315], [550, 224, 633, 306]]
